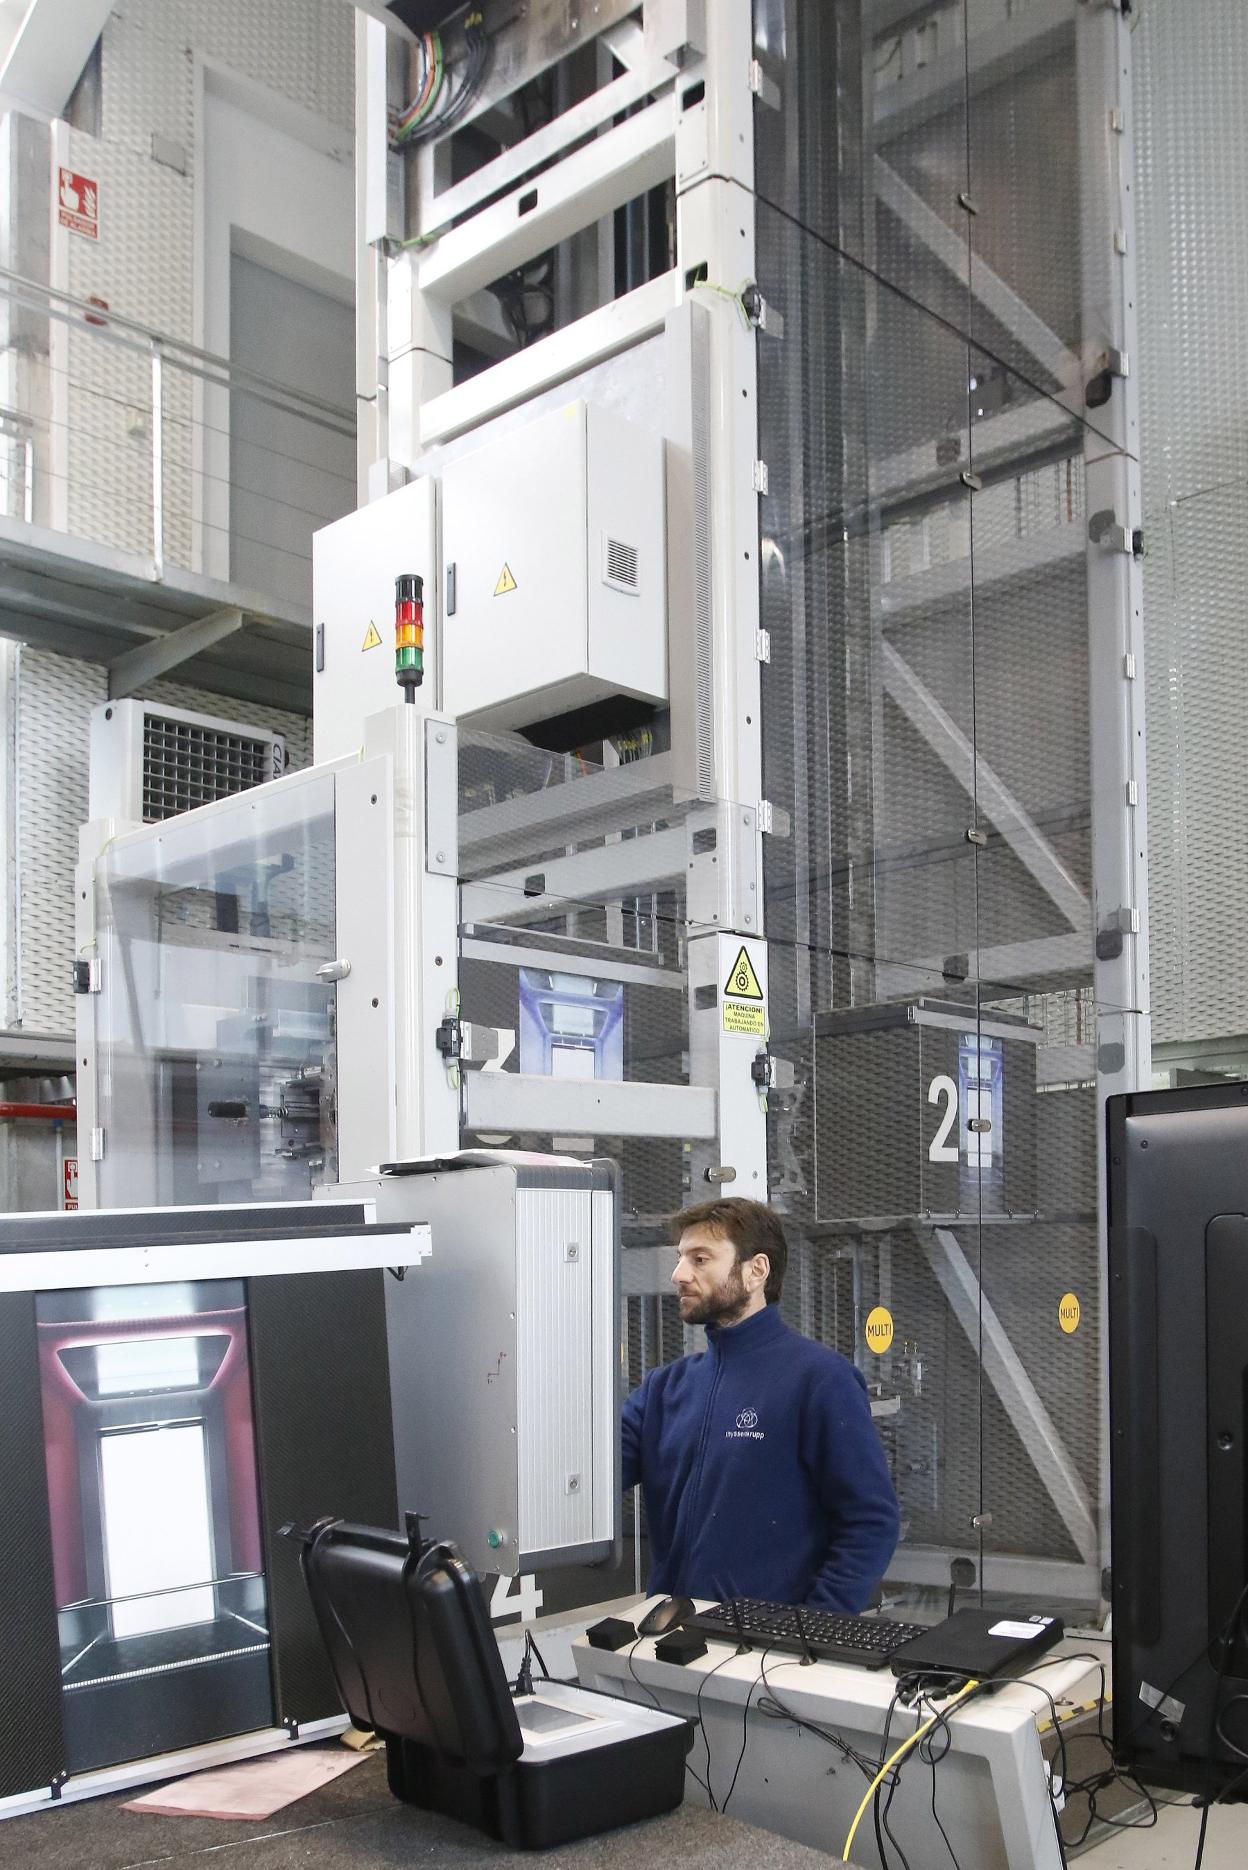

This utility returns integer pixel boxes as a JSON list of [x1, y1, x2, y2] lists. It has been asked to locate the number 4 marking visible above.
[[928, 1074, 959, 1162], [490, 1573, 544, 1625]]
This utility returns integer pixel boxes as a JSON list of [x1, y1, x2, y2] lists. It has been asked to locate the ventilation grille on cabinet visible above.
[[603, 535, 640, 593], [142, 715, 274, 821]]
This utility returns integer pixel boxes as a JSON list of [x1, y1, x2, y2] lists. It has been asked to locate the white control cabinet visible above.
[[312, 476, 439, 763], [440, 400, 667, 730]]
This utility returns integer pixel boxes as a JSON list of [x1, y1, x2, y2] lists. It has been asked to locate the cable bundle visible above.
[[392, 11, 490, 148]]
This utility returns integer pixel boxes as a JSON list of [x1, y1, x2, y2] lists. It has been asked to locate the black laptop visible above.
[[888, 1609, 1064, 1679]]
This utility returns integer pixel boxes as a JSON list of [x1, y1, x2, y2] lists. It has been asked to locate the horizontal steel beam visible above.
[[460, 934, 685, 991], [108, 607, 246, 699], [873, 0, 1072, 144], [418, 61, 674, 237], [875, 933, 1091, 1000], [465, 1072, 716, 1140], [461, 825, 688, 926], [886, 1544, 1101, 1604], [418, 95, 676, 304], [420, 273, 676, 445], [459, 752, 677, 871], [880, 521, 1083, 617], [877, 402, 1078, 510]]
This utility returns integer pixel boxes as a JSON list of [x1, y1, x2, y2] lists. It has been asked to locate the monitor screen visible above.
[[1108, 1084, 1248, 1797]]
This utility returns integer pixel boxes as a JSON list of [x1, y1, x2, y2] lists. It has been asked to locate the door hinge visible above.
[[90, 1126, 105, 1162], [758, 799, 774, 834], [748, 58, 780, 108], [1123, 653, 1137, 679], [72, 957, 101, 994], [1126, 779, 1139, 806], [755, 628, 771, 664], [752, 458, 770, 495]]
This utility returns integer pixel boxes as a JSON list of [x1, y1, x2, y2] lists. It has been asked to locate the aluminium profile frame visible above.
[[357, 0, 768, 1187]]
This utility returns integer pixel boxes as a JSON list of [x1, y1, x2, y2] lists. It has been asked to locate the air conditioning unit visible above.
[[88, 699, 286, 824]]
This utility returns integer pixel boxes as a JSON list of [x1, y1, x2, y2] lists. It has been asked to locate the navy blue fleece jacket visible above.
[[621, 1304, 900, 1611]]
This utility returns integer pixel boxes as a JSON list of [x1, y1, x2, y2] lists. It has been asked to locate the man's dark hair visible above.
[[671, 1198, 788, 1305]]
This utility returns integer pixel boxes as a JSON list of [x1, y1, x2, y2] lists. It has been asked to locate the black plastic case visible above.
[[299, 1519, 692, 1850], [386, 1720, 693, 1850]]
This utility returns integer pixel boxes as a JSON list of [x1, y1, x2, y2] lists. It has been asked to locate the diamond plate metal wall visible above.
[[1136, 0, 1248, 1047]]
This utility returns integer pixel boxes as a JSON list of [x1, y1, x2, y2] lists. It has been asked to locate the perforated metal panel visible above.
[[1136, 0, 1248, 1046], [57, 0, 352, 570], [16, 648, 106, 1037]]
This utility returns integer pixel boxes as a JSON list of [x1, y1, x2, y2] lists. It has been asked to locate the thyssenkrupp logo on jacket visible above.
[[727, 1406, 763, 1441]]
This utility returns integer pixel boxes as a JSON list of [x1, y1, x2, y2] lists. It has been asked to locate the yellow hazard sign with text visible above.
[[722, 942, 766, 1034]]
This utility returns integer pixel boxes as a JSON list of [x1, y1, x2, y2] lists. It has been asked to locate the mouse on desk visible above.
[[638, 1595, 696, 1638]]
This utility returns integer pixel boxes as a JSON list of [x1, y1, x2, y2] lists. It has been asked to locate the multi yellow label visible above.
[[865, 1306, 895, 1355]]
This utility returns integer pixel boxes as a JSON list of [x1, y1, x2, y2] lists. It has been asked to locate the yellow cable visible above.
[[842, 1679, 980, 1860]]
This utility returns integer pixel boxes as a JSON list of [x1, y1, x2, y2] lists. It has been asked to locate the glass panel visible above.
[[90, 769, 338, 1208], [749, 0, 1112, 1622]]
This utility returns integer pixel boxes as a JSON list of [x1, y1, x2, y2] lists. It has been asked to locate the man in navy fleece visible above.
[[621, 1198, 899, 1612]]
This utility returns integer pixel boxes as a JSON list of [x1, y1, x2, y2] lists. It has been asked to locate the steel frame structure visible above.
[[355, 0, 769, 1192], [350, 0, 1147, 1608]]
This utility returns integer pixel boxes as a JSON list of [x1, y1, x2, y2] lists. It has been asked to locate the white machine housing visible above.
[[440, 399, 666, 730], [312, 476, 439, 763], [311, 399, 666, 754], [335, 1153, 620, 1580], [87, 698, 286, 824]]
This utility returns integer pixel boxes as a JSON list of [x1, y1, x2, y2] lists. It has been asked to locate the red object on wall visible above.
[[57, 167, 99, 240]]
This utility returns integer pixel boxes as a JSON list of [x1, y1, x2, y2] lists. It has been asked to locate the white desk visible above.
[[574, 1600, 1108, 1870]]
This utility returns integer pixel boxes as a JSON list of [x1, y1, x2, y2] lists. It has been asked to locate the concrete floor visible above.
[[1082, 1797, 1248, 1868]]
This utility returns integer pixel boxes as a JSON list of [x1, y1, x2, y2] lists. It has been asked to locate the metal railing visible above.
[[0, 265, 357, 614]]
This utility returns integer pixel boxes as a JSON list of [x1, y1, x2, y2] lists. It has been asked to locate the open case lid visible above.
[[296, 1518, 523, 1772]]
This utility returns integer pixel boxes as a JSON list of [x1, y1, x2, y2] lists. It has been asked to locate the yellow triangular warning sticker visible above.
[[494, 563, 518, 597], [724, 945, 764, 1001], [361, 621, 382, 651]]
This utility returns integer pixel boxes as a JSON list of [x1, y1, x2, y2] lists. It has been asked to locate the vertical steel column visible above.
[[150, 339, 164, 578], [674, 0, 768, 1191], [1077, 0, 1151, 1582]]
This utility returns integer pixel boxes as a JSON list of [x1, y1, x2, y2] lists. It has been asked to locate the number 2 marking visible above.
[[928, 1075, 959, 1162]]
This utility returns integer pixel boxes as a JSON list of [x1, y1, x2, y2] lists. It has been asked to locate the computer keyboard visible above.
[[680, 1599, 929, 1670]]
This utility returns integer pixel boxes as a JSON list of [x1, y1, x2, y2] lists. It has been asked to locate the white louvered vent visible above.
[[142, 713, 272, 820], [89, 699, 286, 824], [603, 534, 640, 594]]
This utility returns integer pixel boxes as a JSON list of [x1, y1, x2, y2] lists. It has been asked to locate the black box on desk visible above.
[[387, 1702, 692, 1850], [298, 1517, 691, 1850]]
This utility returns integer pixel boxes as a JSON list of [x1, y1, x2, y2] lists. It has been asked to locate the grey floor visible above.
[[1, 1742, 1243, 1869], [1082, 1797, 1248, 1868], [0, 1752, 837, 1870]]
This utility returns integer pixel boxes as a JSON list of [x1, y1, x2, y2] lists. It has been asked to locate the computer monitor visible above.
[[1108, 1084, 1248, 1797]]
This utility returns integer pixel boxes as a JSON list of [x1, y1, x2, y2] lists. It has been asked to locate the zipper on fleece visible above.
[[684, 1350, 723, 1531]]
